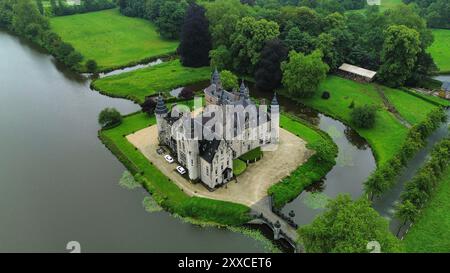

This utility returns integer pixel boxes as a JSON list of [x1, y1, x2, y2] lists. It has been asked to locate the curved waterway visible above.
[[0, 31, 267, 252], [250, 88, 377, 226]]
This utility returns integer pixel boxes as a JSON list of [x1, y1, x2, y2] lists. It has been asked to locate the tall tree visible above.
[[230, 16, 280, 75], [155, 0, 187, 39], [179, 3, 211, 67], [254, 39, 288, 91], [281, 50, 329, 98], [298, 195, 401, 253], [378, 25, 421, 87]]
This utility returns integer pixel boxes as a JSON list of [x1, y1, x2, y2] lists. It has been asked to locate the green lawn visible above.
[[292, 76, 437, 165], [383, 86, 439, 125], [301, 76, 407, 165], [404, 167, 450, 252], [379, 0, 403, 11], [428, 29, 450, 73], [100, 112, 251, 226], [50, 9, 178, 72], [92, 60, 211, 103]]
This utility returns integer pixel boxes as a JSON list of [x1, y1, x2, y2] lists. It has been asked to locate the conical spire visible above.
[[211, 67, 220, 85], [271, 92, 279, 105], [155, 93, 169, 115], [239, 80, 246, 95]]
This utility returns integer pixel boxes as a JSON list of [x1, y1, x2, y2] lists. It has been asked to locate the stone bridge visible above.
[[247, 197, 302, 252]]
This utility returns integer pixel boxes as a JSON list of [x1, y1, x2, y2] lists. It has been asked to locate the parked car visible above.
[[164, 155, 174, 163], [176, 166, 186, 175]]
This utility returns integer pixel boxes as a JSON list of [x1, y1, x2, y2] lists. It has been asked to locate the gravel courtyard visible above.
[[126, 125, 311, 207]]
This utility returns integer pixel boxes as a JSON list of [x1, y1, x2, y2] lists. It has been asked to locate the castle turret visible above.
[[270, 93, 280, 144], [239, 80, 246, 99], [155, 94, 169, 144], [211, 68, 221, 89]]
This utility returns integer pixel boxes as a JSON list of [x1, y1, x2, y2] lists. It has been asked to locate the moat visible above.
[[0, 31, 267, 252]]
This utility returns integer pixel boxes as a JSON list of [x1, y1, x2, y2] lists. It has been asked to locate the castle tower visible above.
[[270, 93, 280, 144], [211, 68, 221, 89], [239, 80, 246, 99], [155, 94, 169, 144]]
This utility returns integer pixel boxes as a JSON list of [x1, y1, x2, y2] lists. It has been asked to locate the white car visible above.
[[176, 166, 186, 175], [164, 155, 174, 164]]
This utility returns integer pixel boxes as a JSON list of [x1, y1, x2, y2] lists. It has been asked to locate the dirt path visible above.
[[375, 85, 412, 128]]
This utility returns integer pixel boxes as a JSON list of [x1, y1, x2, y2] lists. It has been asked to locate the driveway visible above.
[[126, 125, 311, 207]]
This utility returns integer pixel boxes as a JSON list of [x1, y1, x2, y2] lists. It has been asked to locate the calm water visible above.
[[0, 31, 266, 252], [250, 87, 377, 226]]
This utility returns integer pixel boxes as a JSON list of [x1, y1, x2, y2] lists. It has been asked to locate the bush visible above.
[[86, 59, 98, 73], [239, 147, 263, 162], [179, 86, 195, 100], [98, 108, 122, 128], [321, 91, 330, 99], [351, 105, 376, 129], [141, 97, 157, 116], [233, 159, 247, 176]]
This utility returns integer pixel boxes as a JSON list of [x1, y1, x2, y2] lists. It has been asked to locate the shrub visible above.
[[233, 159, 247, 176], [141, 97, 157, 116], [98, 108, 122, 128], [86, 59, 98, 73], [321, 91, 330, 99], [179, 86, 195, 100], [239, 147, 263, 162], [351, 105, 376, 129]]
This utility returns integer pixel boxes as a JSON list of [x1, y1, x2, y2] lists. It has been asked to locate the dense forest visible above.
[[117, 0, 444, 89]]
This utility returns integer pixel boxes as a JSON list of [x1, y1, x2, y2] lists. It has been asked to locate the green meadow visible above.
[[92, 60, 211, 103], [404, 167, 450, 252], [428, 29, 450, 73], [50, 9, 178, 72], [289, 76, 438, 165]]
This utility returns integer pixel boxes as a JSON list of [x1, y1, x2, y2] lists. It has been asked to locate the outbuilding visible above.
[[338, 63, 377, 83]]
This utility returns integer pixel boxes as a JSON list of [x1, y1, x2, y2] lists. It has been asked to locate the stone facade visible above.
[[155, 69, 279, 190]]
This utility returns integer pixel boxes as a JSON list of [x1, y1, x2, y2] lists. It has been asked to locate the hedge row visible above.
[[364, 108, 447, 200], [396, 137, 450, 224]]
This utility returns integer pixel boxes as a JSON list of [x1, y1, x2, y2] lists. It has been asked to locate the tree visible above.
[[141, 97, 157, 116], [86, 59, 98, 73], [254, 39, 288, 91], [220, 70, 238, 91], [279, 6, 322, 36], [378, 25, 421, 87], [205, 0, 250, 48], [298, 195, 401, 253], [98, 108, 122, 128], [351, 105, 376, 129], [155, 0, 187, 39], [395, 200, 419, 236], [281, 50, 329, 98], [36, 0, 44, 15], [179, 3, 211, 67], [283, 27, 316, 54], [230, 16, 280, 75]]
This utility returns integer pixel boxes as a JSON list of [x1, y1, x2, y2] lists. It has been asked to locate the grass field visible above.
[[50, 9, 178, 72], [403, 167, 450, 252], [99, 111, 252, 226], [428, 29, 450, 73], [290, 76, 438, 165], [379, 0, 403, 11], [92, 60, 211, 103]]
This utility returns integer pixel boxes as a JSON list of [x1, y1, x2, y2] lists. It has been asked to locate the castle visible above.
[[155, 69, 280, 190]]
